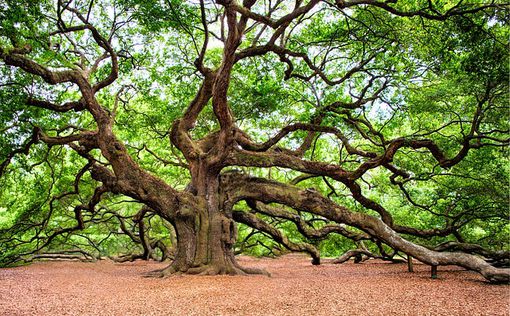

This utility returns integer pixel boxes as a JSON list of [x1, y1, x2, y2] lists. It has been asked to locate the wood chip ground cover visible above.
[[0, 255, 508, 315]]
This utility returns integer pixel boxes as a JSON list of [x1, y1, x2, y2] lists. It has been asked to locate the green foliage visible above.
[[0, 0, 508, 265]]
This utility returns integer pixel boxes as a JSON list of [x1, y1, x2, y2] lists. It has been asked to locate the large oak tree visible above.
[[0, 0, 509, 282]]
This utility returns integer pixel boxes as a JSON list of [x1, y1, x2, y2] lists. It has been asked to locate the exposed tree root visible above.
[[144, 265, 180, 278], [145, 260, 271, 278]]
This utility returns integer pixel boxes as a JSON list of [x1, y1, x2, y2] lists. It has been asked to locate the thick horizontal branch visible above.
[[432, 241, 510, 263], [39, 130, 98, 147], [27, 97, 85, 112], [222, 174, 510, 283], [248, 200, 370, 241], [227, 148, 351, 180], [0, 47, 79, 85]]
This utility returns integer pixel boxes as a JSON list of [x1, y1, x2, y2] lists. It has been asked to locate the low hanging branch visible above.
[[431, 241, 510, 268], [223, 174, 510, 283], [233, 210, 321, 265], [110, 208, 175, 262], [332, 241, 406, 264], [20, 249, 97, 263], [247, 200, 370, 241]]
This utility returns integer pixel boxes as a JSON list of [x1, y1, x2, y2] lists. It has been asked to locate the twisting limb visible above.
[[247, 200, 370, 241], [230, 0, 320, 30], [431, 241, 510, 268], [55, 3, 119, 92], [0, 45, 80, 84], [0, 127, 40, 177], [232, 210, 321, 265], [223, 174, 510, 283]]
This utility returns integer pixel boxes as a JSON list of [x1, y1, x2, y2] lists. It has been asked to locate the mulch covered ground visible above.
[[0, 255, 508, 315]]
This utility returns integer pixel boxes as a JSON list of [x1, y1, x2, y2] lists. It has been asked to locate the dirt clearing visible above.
[[0, 255, 508, 315]]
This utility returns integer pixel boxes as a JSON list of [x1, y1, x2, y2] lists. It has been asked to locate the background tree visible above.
[[0, 0, 508, 282]]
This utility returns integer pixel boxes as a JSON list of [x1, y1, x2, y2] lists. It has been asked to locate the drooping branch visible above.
[[26, 97, 85, 112], [232, 210, 321, 264], [223, 174, 510, 283], [0, 172, 107, 266], [110, 208, 174, 262], [332, 249, 373, 264], [19, 249, 97, 264], [247, 200, 370, 241], [0, 46, 80, 84], [431, 241, 510, 267], [0, 127, 40, 177], [331, 243, 406, 264]]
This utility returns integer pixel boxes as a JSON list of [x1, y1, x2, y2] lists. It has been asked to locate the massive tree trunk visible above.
[[155, 164, 266, 276], [170, 208, 240, 275]]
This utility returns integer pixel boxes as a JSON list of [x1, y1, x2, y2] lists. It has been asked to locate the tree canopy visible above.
[[0, 0, 508, 282]]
